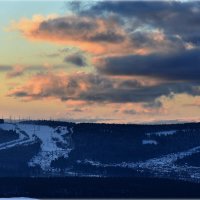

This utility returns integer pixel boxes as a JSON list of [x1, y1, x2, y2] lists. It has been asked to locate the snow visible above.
[[0, 123, 16, 131], [0, 198, 38, 200], [122, 144, 200, 182], [146, 130, 177, 136], [53, 126, 69, 144], [142, 140, 158, 145], [0, 123, 73, 171], [18, 124, 73, 170], [78, 159, 102, 167], [19, 125, 58, 151], [0, 138, 35, 151], [2, 122, 200, 182], [0, 123, 34, 150], [78, 144, 200, 182]]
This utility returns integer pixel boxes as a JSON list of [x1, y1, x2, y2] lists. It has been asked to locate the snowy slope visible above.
[[1, 121, 200, 183], [142, 140, 158, 145], [146, 130, 177, 136], [18, 124, 73, 170], [0, 122, 73, 171]]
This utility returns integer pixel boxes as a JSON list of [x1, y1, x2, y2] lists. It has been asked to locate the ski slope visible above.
[[0, 123, 73, 171]]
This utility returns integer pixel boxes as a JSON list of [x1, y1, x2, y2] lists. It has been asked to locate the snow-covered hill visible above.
[[1, 121, 200, 182], [0, 122, 73, 171]]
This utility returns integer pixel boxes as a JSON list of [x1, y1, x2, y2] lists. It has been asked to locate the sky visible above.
[[1, 0, 200, 124]]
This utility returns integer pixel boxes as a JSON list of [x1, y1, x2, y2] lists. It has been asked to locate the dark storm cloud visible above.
[[67, 1, 200, 83], [129, 31, 185, 52], [82, 1, 195, 20], [82, 82, 200, 103], [78, 1, 170, 17], [98, 49, 200, 81], [76, 1, 200, 46], [64, 54, 86, 67]]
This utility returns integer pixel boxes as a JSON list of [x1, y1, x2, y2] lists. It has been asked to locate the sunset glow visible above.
[[1, 1, 200, 123]]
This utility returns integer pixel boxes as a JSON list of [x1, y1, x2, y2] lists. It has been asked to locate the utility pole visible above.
[[33, 124, 35, 135]]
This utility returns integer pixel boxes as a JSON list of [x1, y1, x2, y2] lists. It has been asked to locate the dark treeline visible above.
[[20, 119, 200, 133], [0, 141, 41, 177], [20, 120, 74, 129], [0, 129, 19, 144], [0, 177, 200, 198]]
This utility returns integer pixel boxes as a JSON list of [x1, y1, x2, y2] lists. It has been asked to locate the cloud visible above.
[[122, 109, 137, 115], [35, 15, 125, 44], [78, 1, 185, 18], [87, 2, 200, 45], [69, 1, 200, 52], [7, 0, 200, 120], [0, 65, 13, 72], [98, 49, 200, 81], [12, 15, 130, 55], [62, 117, 115, 124], [64, 53, 86, 67], [2, 1, 200, 125], [71, 108, 83, 112], [11, 2, 200, 57], [6, 66, 24, 78], [11, 12, 185, 56], [8, 72, 200, 105], [143, 100, 163, 109], [0, 64, 51, 79]]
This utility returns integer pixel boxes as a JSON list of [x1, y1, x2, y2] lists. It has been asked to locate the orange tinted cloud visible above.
[[11, 14, 178, 56], [11, 15, 127, 55], [8, 71, 194, 107], [8, 72, 95, 102], [6, 65, 24, 78]]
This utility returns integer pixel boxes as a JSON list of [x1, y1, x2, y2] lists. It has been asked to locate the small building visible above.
[[0, 119, 4, 124]]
